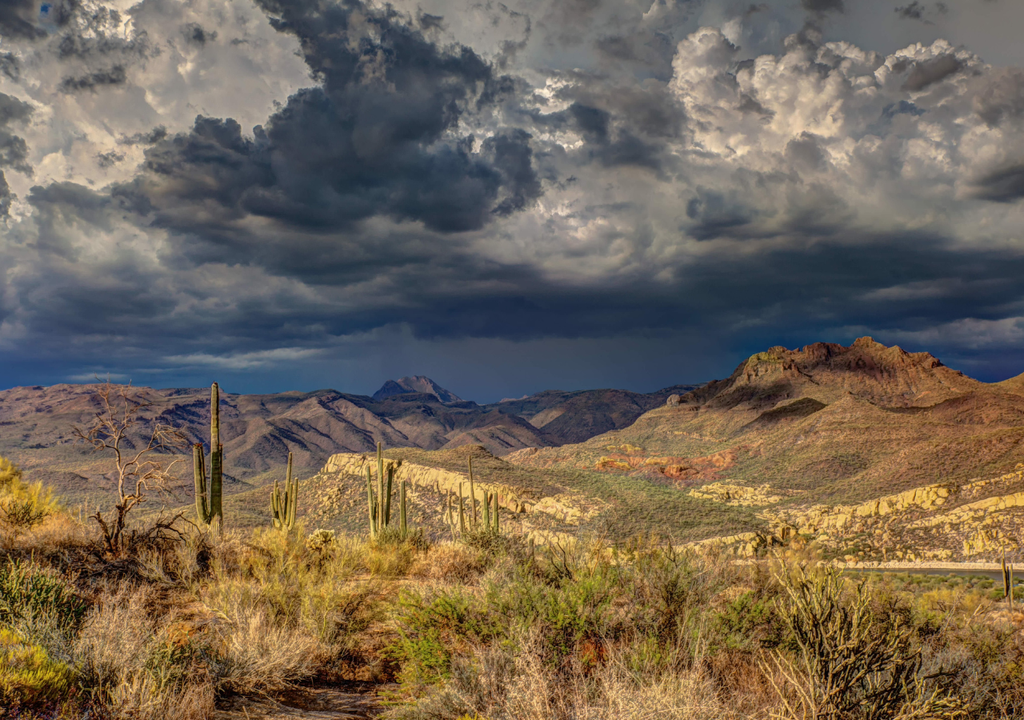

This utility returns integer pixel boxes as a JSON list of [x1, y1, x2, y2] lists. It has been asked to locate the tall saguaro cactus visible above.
[[366, 442, 407, 539], [194, 382, 224, 534], [271, 452, 298, 531], [468, 456, 478, 530]]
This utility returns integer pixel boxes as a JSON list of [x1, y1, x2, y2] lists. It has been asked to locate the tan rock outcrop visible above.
[[319, 452, 602, 526], [689, 482, 782, 507], [322, 453, 529, 514]]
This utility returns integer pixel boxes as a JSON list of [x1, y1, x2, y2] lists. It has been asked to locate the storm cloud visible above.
[[1, 0, 1024, 400]]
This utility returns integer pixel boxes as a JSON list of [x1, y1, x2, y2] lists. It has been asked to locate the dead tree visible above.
[[73, 382, 188, 555]]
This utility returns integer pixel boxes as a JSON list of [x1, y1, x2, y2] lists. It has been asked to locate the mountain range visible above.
[[0, 376, 693, 507]]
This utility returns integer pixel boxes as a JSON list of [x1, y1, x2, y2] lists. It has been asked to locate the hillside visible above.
[[507, 338, 1024, 508], [215, 444, 764, 544]]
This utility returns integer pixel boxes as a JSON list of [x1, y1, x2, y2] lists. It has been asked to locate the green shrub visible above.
[[484, 555, 622, 668], [0, 559, 87, 650], [0, 627, 76, 706], [0, 456, 60, 532], [714, 590, 780, 651], [0, 455, 21, 488], [387, 587, 501, 688]]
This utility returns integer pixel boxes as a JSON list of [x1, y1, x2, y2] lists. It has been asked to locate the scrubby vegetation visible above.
[[2, 451, 1024, 719]]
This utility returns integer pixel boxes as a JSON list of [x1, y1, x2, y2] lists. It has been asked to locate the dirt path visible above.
[[213, 683, 387, 719]]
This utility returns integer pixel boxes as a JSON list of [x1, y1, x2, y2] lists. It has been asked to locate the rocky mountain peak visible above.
[[705, 337, 978, 411], [371, 376, 464, 404]]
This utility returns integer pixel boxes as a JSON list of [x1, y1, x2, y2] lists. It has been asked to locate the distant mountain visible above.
[[372, 376, 464, 404], [0, 379, 696, 506], [508, 338, 1024, 507]]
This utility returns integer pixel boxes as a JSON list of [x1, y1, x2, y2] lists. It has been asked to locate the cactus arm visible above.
[[366, 466, 376, 537], [400, 480, 408, 536], [483, 490, 491, 529], [384, 464, 393, 526], [376, 442, 385, 530], [271, 478, 282, 529], [286, 452, 297, 530], [468, 457, 477, 530], [459, 494, 466, 535], [494, 492, 499, 534], [194, 444, 210, 524]]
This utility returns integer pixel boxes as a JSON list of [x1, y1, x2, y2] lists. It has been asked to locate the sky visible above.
[[1, 0, 1024, 403]]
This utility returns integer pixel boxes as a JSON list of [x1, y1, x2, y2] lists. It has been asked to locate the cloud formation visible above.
[[1, 0, 1024, 399]]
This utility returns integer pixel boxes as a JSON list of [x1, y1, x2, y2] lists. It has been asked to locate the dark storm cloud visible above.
[[968, 164, 1024, 203], [15, 175, 1023, 360], [95, 150, 124, 168], [58, 64, 127, 92], [0, 0, 47, 39], [0, 171, 12, 217], [181, 22, 217, 45], [802, 0, 843, 14], [119, 126, 169, 146], [0, 92, 32, 217], [894, 1, 950, 22], [310, 233, 1024, 345], [113, 0, 540, 235], [8, 0, 1024, 394], [0, 92, 33, 182], [0, 52, 19, 80], [973, 68, 1024, 127], [898, 54, 964, 92]]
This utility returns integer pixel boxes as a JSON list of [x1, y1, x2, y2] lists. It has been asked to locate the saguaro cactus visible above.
[[271, 452, 298, 531], [468, 456, 478, 530], [194, 382, 224, 533], [366, 442, 407, 539]]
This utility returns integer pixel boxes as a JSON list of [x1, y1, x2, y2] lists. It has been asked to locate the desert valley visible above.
[[3, 338, 1024, 719]]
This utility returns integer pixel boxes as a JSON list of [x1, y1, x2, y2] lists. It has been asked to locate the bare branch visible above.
[[73, 381, 189, 556]]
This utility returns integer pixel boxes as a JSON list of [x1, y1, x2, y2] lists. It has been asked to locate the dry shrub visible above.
[[74, 584, 155, 687], [75, 584, 216, 720], [133, 524, 212, 590], [388, 629, 736, 720], [591, 654, 730, 720], [106, 672, 214, 720], [216, 604, 321, 693], [410, 542, 485, 584], [16, 512, 96, 555], [367, 539, 418, 577]]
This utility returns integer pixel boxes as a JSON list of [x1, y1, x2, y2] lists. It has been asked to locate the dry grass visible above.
[[214, 604, 321, 693], [409, 542, 486, 584], [390, 630, 751, 720], [73, 583, 216, 719]]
